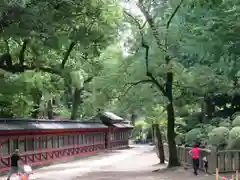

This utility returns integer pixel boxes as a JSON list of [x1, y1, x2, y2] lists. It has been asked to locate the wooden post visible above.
[[216, 168, 219, 180], [208, 146, 217, 173]]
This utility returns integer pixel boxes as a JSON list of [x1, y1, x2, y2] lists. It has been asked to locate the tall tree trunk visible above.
[[153, 124, 165, 164], [47, 99, 53, 119], [64, 83, 72, 109], [31, 88, 42, 118], [135, 0, 182, 168], [70, 88, 82, 120], [130, 112, 137, 125], [151, 124, 155, 145], [166, 72, 180, 167]]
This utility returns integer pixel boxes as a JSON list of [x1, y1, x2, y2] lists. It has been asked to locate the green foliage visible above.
[[210, 117, 226, 127], [175, 119, 187, 134], [55, 107, 71, 117], [232, 112, 240, 120], [182, 113, 201, 131], [232, 116, 240, 127], [1, 0, 240, 156], [0, 0, 124, 119], [219, 120, 231, 128], [204, 124, 217, 134], [131, 120, 149, 139], [175, 134, 185, 145], [228, 127, 240, 149], [208, 127, 229, 149], [185, 128, 202, 146]]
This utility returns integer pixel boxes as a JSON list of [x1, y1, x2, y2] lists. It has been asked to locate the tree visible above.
[[0, 0, 123, 119], [146, 105, 167, 164], [122, 0, 184, 166]]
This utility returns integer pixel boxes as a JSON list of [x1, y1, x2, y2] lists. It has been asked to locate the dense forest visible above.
[[1, 0, 240, 167]]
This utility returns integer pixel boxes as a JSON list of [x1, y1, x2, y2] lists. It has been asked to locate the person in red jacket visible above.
[[189, 143, 201, 175]]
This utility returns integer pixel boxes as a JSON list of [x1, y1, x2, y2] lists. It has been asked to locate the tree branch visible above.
[[137, 0, 167, 53], [124, 10, 146, 30], [19, 39, 28, 66], [140, 28, 167, 97], [84, 76, 94, 84], [124, 10, 148, 53], [118, 79, 154, 100], [166, 0, 183, 30], [4, 40, 9, 53], [124, 10, 151, 73], [34, 66, 61, 75], [0, 7, 25, 34], [125, 5, 167, 98], [146, 72, 167, 96], [165, 0, 183, 51], [61, 41, 76, 69]]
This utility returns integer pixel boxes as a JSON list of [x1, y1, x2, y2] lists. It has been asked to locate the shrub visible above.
[[232, 116, 240, 127], [210, 117, 225, 127], [204, 124, 217, 133], [183, 113, 203, 131], [185, 128, 202, 146], [228, 127, 240, 149], [208, 127, 229, 149], [219, 119, 231, 128], [232, 112, 240, 120], [175, 134, 185, 145]]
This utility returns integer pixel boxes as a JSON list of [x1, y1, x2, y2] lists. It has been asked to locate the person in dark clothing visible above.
[[7, 149, 21, 180]]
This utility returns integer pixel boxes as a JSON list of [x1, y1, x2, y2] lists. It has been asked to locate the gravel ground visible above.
[[75, 146, 215, 180], [1, 145, 216, 180]]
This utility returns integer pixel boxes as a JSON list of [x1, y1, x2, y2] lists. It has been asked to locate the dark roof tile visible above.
[[0, 118, 107, 130]]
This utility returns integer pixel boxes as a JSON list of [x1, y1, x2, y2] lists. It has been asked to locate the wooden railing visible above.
[[164, 144, 240, 173], [0, 144, 105, 172], [216, 150, 240, 173]]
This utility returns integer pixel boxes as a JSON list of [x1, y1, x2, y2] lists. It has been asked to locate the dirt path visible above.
[[2, 145, 216, 180], [77, 147, 215, 180]]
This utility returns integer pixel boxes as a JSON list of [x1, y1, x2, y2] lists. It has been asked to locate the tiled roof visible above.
[[0, 118, 107, 130]]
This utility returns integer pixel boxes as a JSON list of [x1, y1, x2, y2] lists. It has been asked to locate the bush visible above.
[[175, 120, 187, 134], [208, 127, 229, 149], [175, 134, 185, 145], [210, 117, 225, 127], [183, 114, 201, 131], [185, 128, 202, 146], [131, 121, 149, 139], [232, 112, 240, 120], [204, 124, 217, 133], [232, 116, 240, 127], [228, 127, 240, 149], [219, 119, 231, 128]]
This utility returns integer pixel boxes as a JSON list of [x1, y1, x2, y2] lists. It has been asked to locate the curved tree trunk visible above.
[[153, 124, 165, 164]]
